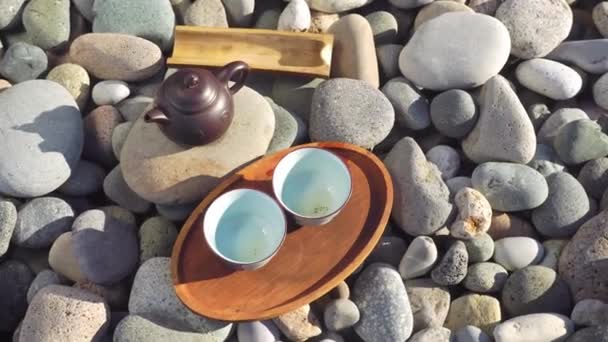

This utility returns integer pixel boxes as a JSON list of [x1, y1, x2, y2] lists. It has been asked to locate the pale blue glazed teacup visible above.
[[272, 147, 352, 226], [203, 189, 287, 270]]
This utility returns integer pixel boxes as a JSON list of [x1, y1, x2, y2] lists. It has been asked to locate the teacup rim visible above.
[[202, 188, 287, 266], [272, 147, 353, 220]]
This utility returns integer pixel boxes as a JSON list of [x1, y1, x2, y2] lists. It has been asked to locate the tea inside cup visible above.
[[273, 148, 352, 224], [203, 189, 286, 269]]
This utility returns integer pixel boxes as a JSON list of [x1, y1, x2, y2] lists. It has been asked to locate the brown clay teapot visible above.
[[144, 61, 249, 146]]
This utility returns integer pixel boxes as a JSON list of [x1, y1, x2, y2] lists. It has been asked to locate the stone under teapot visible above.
[[144, 61, 250, 146]]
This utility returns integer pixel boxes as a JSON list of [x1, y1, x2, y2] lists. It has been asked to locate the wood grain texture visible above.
[[171, 142, 393, 321], [168, 26, 334, 77]]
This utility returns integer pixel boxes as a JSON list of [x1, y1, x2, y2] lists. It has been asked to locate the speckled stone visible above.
[[502, 265, 572, 316], [488, 212, 538, 240], [537, 108, 588, 145], [111, 122, 133, 161], [405, 278, 450, 333], [450, 188, 492, 240], [444, 294, 501, 335], [184, 0, 229, 28], [463, 233, 494, 263], [567, 325, 608, 342], [46, 63, 91, 110], [138, 216, 177, 264], [409, 327, 452, 342], [528, 144, 566, 177], [83, 105, 123, 168], [0, 0, 27, 30], [413, 1, 473, 30], [12, 197, 74, 248], [554, 119, 608, 165], [365, 11, 398, 44], [273, 305, 322, 341], [58, 160, 105, 196], [493, 313, 575, 342], [464, 262, 509, 293], [431, 241, 468, 286], [48, 232, 87, 283], [382, 77, 430, 131], [399, 236, 438, 280], [516, 58, 582, 100], [0, 260, 34, 331], [0, 200, 17, 257], [446, 177, 472, 201], [114, 314, 227, 342], [353, 263, 414, 341], [571, 299, 608, 326], [323, 299, 360, 331], [578, 158, 608, 199], [22, 0, 70, 50], [0, 42, 48, 83], [310, 78, 394, 149], [26, 269, 66, 304], [278, 0, 311, 32]]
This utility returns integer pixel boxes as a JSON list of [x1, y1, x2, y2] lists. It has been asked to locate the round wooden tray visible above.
[[171, 142, 393, 321]]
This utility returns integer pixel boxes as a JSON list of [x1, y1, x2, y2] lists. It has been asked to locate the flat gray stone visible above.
[[58, 160, 106, 196], [537, 108, 588, 145], [310, 78, 394, 149], [129, 258, 232, 338], [367, 236, 407, 268], [472, 162, 548, 212], [381, 77, 430, 131], [0, 200, 17, 257], [376, 44, 402, 79], [554, 119, 608, 165], [116, 96, 154, 122], [103, 166, 151, 214], [138, 217, 177, 264], [463, 233, 494, 263], [426, 145, 460, 180], [266, 97, 306, 154], [399, 12, 510, 90], [389, 0, 435, 10], [464, 262, 509, 293], [430, 89, 478, 138], [571, 299, 608, 326], [567, 325, 608, 342], [527, 144, 566, 177], [0, 42, 48, 83], [548, 39, 608, 74], [184, 0, 228, 27], [271, 76, 323, 121], [324, 299, 360, 331], [594, 73, 608, 111], [353, 263, 413, 342], [384, 137, 453, 236], [463, 75, 536, 164], [365, 11, 398, 44], [13, 197, 74, 248], [496, 0, 573, 59], [0, 80, 82, 198]]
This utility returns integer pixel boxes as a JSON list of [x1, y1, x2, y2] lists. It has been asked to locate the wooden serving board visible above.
[[171, 142, 393, 321], [168, 26, 334, 77]]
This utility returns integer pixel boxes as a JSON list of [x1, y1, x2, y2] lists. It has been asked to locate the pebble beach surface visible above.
[[1, 0, 608, 341]]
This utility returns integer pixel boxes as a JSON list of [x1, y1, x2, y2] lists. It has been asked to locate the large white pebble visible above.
[[92, 80, 130, 106], [398, 236, 437, 279], [493, 313, 575, 342], [515, 58, 582, 100], [278, 0, 311, 32], [493, 237, 544, 271]]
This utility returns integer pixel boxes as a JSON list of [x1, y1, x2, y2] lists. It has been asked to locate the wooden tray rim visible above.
[[171, 142, 393, 321]]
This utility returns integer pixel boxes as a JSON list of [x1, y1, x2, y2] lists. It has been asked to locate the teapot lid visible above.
[[161, 68, 221, 115]]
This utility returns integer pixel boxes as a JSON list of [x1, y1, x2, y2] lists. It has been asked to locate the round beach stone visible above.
[[450, 188, 492, 240], [464, 262, 509, 293], [237, 320, 281, 342], [594, 72, 608, 110], [19, 285, 109, 342], [112, 122, 133, 160], [0, 80, 82, 197], [83, 105, 123, 168], [538, 108, 588, 146], [129, 257, 232, 338], [121, 86, 274, 205], [444, 294, 501, 335], [571, 299, 608, 326], [266, 98, 306, 154], [488, 212, 538, 240], [531, 172, 590, 238], [22, 0, 70, 50], [104, 166, 151, 214], [93, 0, 175, 51], [327, 15, 379, 88], [405, 278, 450, 333], [464, 233, 494, 263], [399, 236, 437, 280], [399, 12, 510, 91], [493, 313, 575, 342], [70, 33, 163, 82], [413, 1, 473, 30], [454, 325, 492, 342], [548, 40, 608, 75], [46, 63, 90, 110], [58, 160, 105, 196], [502, 265, 572, 316], [409, 327, 452, 342], [554, 119, 608, 165], [528, 144, 566, 177], [594, 3, 608, 37], [516, 59, 582, 100], [310, 78, 393, 149], [353, 263, 413, 342], [431, 241, 468, 286], [0, 260, 34, 331], [365, 11, 398, 44], [463, 75, 536, 164], [185, 0, 228, 27], [430, 89, 478, 139], [271, 76, 323, 120], [48, 232, 87, 283], [385, 137, 453, 236], [323, 299, 360, 331], [115, 315, 230, 342], [568, 326, 608, 342], [382, 77, 430, 131], [72, 209, 139, 285], [117, 96, 154, 122], [0, 0, 27, 30], [0, 42, 48, 83], [278, 0, 310, 32], [92, 80, 131, 106], [26, 269, 66, 304], [13, 197, 74, 248], [559, 209, 608, 302], [494, 237, 544, 271], [368, 236, 407, 268], [376, 44, 402, 79], [139, 216, 177, 264], [472, 162, 548, 212], [495, 0, 573, 59], [0, 200, 17, 257]]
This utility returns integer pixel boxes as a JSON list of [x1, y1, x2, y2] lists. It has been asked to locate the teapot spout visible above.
[[143, 107, 170, 125]]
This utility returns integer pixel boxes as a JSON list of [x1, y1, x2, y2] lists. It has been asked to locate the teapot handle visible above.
[[216, 61, 249, 95]]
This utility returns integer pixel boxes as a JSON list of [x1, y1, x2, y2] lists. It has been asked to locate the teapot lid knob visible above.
[[184, 74, 200, 89]]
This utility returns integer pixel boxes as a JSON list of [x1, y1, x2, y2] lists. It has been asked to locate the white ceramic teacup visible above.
[[203, 189, 287, 270], [272, 147, 352, 226]]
